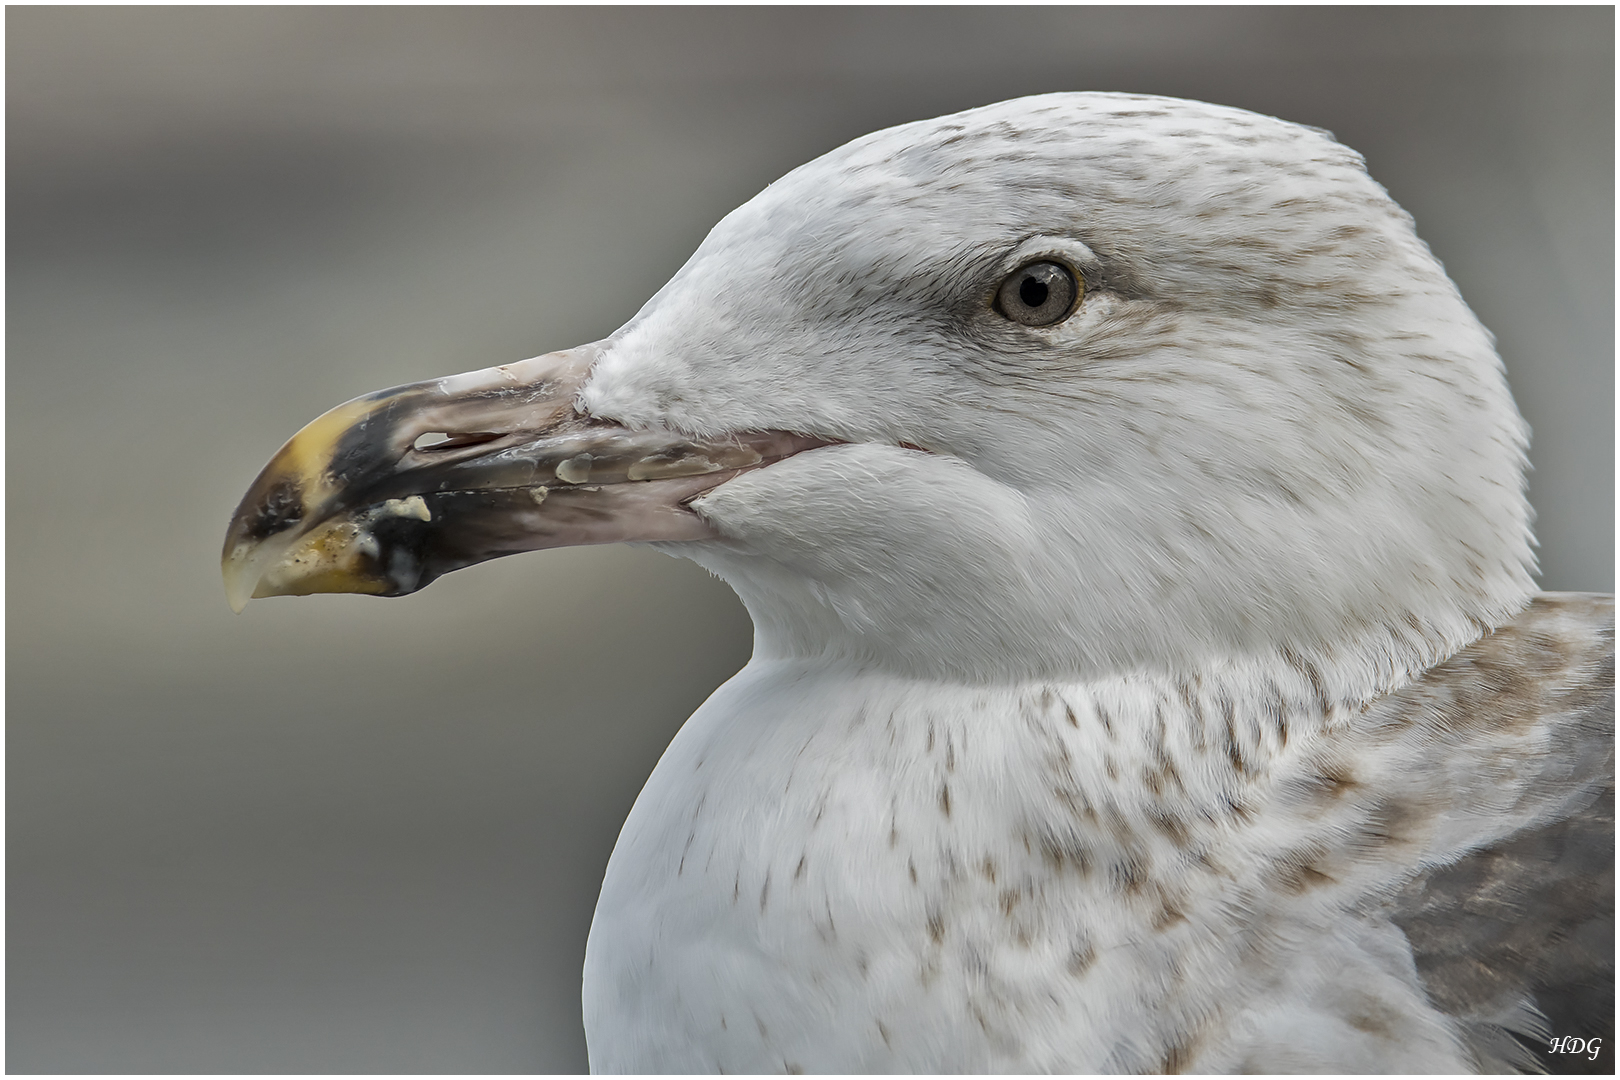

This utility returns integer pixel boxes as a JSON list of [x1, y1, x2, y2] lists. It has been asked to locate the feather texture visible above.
[[548, 94, 1613, 1072]]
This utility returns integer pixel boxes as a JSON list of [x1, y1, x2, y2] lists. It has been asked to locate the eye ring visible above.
[[995, 260, 1080, 327]]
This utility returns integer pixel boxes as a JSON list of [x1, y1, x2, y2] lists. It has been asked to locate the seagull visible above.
[[222, 93, 1612, 1073]]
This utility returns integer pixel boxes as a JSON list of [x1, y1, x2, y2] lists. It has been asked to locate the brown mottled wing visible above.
[[1389, 593, 1614, 1074]]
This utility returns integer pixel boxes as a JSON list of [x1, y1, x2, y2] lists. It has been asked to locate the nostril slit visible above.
[[413, 431, 503, 452]]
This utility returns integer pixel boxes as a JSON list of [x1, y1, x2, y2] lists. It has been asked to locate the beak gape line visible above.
[[222, 343, 826, 611]]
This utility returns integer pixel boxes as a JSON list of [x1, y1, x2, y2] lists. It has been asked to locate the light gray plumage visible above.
[[1383, 594, 1613, 1072], [575, 95, 1615, 1072]]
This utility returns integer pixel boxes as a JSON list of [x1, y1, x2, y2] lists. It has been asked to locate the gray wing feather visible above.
[[1389, 593, 1614, 1074]]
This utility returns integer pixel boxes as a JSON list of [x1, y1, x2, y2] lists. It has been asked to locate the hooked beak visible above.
[[221, 342, 826, 612]]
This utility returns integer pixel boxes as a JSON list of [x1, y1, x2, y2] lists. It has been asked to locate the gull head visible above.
[[225, 93, 1535, 692]]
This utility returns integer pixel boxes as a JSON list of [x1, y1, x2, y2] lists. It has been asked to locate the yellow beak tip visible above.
[[224, 568, 256, 614]]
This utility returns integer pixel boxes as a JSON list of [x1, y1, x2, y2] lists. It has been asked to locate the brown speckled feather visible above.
[[1385, 594, 1614, 1073]]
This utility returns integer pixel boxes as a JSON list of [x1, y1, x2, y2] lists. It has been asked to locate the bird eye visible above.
[[995, 261, 1079, 327]]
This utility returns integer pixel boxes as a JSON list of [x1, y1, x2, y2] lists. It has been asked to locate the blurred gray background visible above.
[[8, 7, 1612, 1073]]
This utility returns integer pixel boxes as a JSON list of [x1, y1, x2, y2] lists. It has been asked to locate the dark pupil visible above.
[[1019, 275, 1049, 308]]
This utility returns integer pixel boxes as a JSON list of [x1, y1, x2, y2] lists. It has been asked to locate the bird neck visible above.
[[710, 646, 1391, 840], [678, 497, 1530, 705]]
